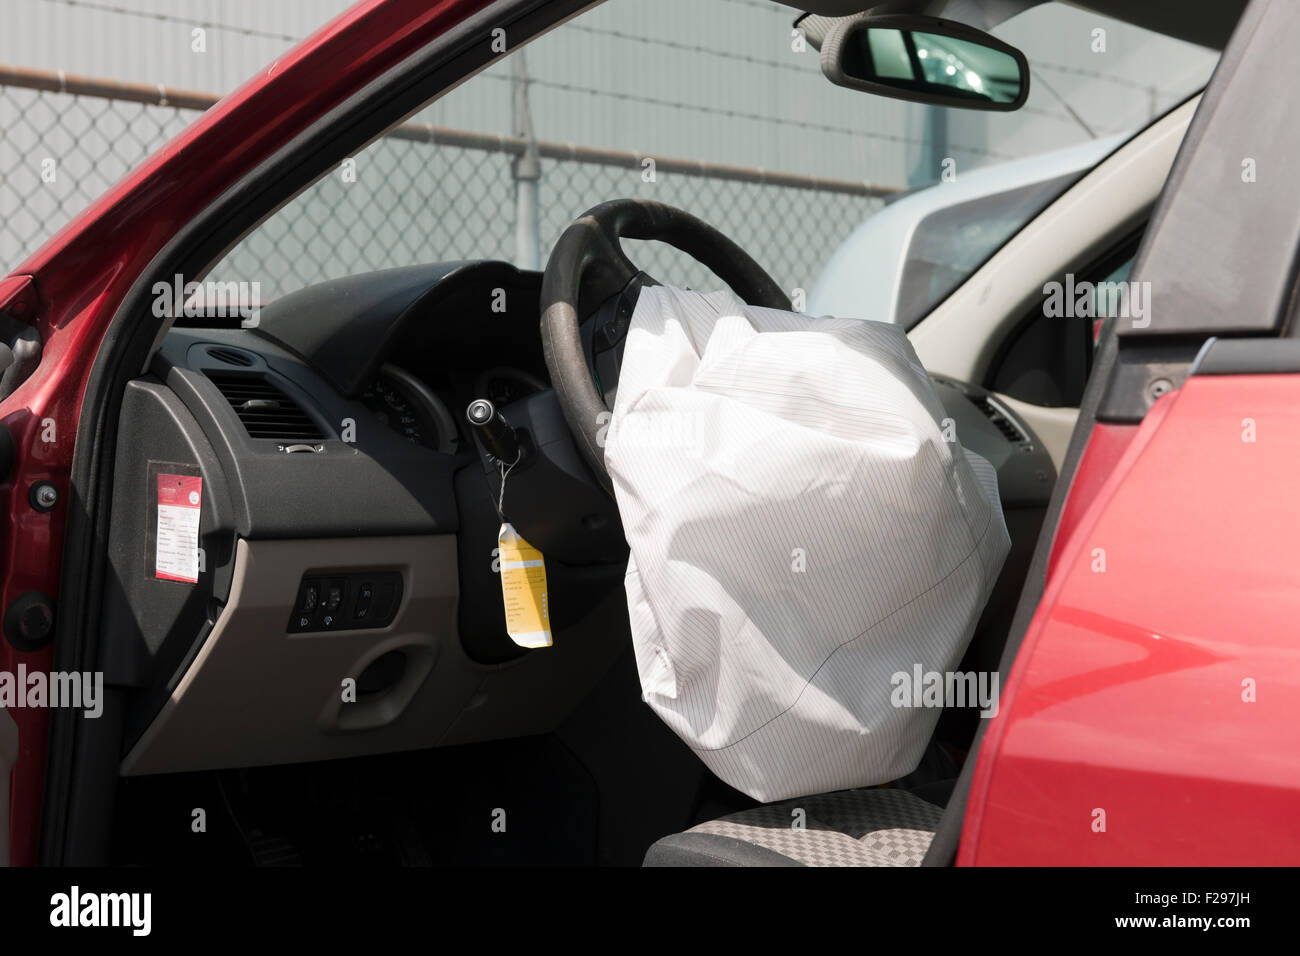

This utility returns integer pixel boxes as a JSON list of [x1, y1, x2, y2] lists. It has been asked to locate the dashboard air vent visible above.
[[973, 396, 1029, 446], [206, 371, 323, 441], [206, 346, 256, 367]]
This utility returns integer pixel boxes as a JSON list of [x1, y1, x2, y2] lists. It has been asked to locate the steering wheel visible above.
[[540, 199, 790, 492]]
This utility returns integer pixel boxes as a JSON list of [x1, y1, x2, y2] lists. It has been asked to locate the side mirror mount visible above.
[[821, 14, 1029, 111]]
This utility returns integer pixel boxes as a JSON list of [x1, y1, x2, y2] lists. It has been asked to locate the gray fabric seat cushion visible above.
[[644, 788, 943, 867]]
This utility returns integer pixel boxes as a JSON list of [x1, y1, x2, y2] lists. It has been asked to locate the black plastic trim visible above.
[[0, 422, 13, 483], [4, 591, 56, 652], [1094, 336, 1205, 423], [1190, 336, 1300, 376], [1114, 0, 1299, 339]]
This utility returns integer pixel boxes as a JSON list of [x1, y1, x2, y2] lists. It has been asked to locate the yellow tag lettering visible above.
[[498, 523, 551, 648]]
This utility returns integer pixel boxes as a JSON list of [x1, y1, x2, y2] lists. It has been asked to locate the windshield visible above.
[[808, 4, 1218, 325], [894, 168, 1086, 327]]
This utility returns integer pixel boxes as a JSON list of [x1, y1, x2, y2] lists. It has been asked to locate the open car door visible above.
[[928, 0, 1300, 865]]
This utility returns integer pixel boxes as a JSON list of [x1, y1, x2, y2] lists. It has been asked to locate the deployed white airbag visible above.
[[605, 286, 1010, 803]]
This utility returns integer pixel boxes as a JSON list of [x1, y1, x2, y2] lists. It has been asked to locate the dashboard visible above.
[[238, 260, 553, 457], [101, 258, 1055, 778]]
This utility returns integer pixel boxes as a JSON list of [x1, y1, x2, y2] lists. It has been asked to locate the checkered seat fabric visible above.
[[643, 788, 942, 867]]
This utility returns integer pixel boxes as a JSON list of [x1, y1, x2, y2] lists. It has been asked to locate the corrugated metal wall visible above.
[[0, 0, 1217, 280], [0, 0, 936, 184], [0, 0, 352, 93]]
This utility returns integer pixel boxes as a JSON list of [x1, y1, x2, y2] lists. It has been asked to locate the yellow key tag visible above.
[[498, 522, 552, 648]]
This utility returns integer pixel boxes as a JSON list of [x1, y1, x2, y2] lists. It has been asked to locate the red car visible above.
[[0, 0, 1291, 881]]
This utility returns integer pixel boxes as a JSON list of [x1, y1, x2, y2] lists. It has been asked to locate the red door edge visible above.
[[956, 408, 1155, 864], [961, 375, 1300, 864]]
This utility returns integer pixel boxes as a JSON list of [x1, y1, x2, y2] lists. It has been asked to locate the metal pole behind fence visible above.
[[511, 52, 541, 271], [0, 66, 897, 197]]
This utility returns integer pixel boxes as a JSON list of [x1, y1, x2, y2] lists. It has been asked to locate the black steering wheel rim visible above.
[[540, 199, 790, 493]]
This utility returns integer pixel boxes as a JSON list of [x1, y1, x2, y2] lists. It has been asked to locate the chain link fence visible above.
[[1, 68, 896, 301], [0, 80, 196, 269]]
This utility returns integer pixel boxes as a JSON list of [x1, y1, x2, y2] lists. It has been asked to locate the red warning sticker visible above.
[[156, 473, 202, 583]]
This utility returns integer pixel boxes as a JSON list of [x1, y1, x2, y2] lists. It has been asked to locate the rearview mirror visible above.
[[821, 14, 1029, 111]]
